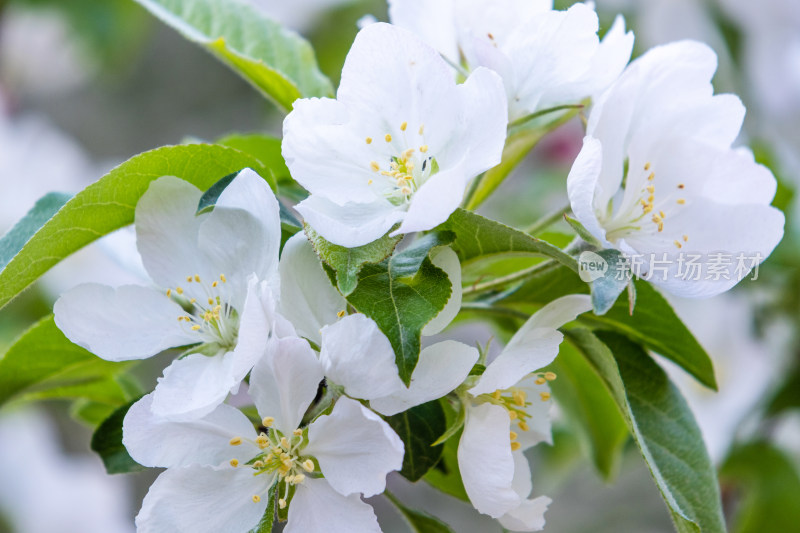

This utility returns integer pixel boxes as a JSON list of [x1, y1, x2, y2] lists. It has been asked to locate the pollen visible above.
[[540, 392, 551, 402], [186, 276, 193, 282], [279, 499, 287, 509], [191, 325, 201, 331], [385, 134, 392, 142], [252, 495, 261, 503], [677, 198, 686, 205], [176, 287, 184, 295], [544, 372, 557, 381], [166, 289, 172, 297], [262, 416, 274, 428], [365, 137, 373, 144], [229, 437, 242, 446], [683, 235, 689, 242], [370, 161, 380, 172], [678, 183, 685, 189], [511, 442, 521, 451], [220, 274, 227, 283], [400, 121, 408, 131], [418, 124, 425, 135], [420, 145, 428, 153], [302, 460, 315, 472], [194, 275, 201, 282], [644, 162, 651, 171], [293, 429, 303, 437], [674, 240, 683, 249], [518, 421, 530, 432], [510, 431, 518, 441], [535, 377, 546, 385], [230, 459, 239, 467]]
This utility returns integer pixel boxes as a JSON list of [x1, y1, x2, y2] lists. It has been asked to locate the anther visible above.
[[646, 185, 655, 193], [293, 429, 303, 437], [166, 289, 172, 297], [212, 281, 218, 287], [385, 134, 392, 142], [544, 372, 557, 381], [252, 495, 261, 503], [220, 274, 227, 283], [677, 199, 686, 205], [674, 240, 683, 249], [229, 437, 242, 446], [510, 431, 518, 441], [511, 442, 521, 451], [535, 377, 546, 385], [253, 460, 265, 468], [293, 474, 306, 484], [644, 162, 651, 171], [400, 186, 412, 195], [400, 121, 408, 131], [208, 298, 215, 306], [678, 183, 685, 189], [230, 459, 239, 467], [262, 416, 275, 427], [420, 145, 428, 153], [540, 392, 551, 402], [191, 325, 201, 331], [508, 410, 518, 420], [279, 499, 287, 509], [647, 173, 655, 181], [518, 421, 530, 432], [194, 275, 201, 282], [365, 137, 373, 144], [176, 287, 184, 295], [370, 161, 380, 172], [280, 437, 290, 449], [186, 276, 193, 282], [683, 235, 688, 242], [337, 310, 346, 318], [302, 460, 315, 472], [418, 124, 425, 134]]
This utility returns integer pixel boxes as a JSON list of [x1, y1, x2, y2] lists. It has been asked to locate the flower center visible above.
[[604, 162, 690, 248], [479, 372, 556, 451], [229, 417, 318, 509], [167, 273, 238, 351], [365, 121, 438, 204]]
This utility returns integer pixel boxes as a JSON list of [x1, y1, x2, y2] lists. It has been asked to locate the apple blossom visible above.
[[54, 169, 283, 420], [282, 22, 508, 247], [387, 0, 634, 121], [124, 334, 404, 533], [567, 41, 785, 297]]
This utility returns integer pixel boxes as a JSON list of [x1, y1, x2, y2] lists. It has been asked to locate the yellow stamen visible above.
[[252, 495, 261, 503], [176, 287, 184, 295], [212, 281, 218, 287], [230, 459, 239, 467], [208, 298, 215, 306], [644, 162, 651, 171], [678, 183, 685, 189], [420, 145, 429, 153], [365, 137, 373, 144], [293, 429, 303, 437], [367, 179, 373, 185], [418, 124, 425, 135], [544, 372, 557, 381], [540, 392, 551, 402], [370, 161, 380, 172], [229, 437, 242, 446], [508, 410, 518, 420], [400, 186, 412, 195], [191, 325, 201, 331], [518, 421, 530, 432], [511, 442, 521, 451], [535, 377, 546, 385], [194, 275, 201, 282], [677, 198, 686, 205], [646, 185, 655, 193], [385, 134, 392, 142], [648, 172, 655, 181], [674, 240, 683, 249], [220, 274, 227, 283], [510, 431, 518, 441], [166, 289, 172, 297], [262, 416, 274, 427], [302, 460, 315, 472], [683, 235, 689, 242], [400, 121, 408, 131], [337, 310, 346, 318], [279, 499, 287, 509]]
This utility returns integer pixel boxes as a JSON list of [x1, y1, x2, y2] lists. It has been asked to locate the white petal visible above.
[[319, 314, 405, 401], [566, 136, 612, 246], [470, 295, 591, 396], [394, 162, 471, 236], [458, 403, 520, 517], [54, 283, 195, 362], [296, 194, 405, 248], [249, 336, 324, 435], [134, 177, 207, 290], [422, 247, 463, 336], [514, 378, 553, 449], [197, 169, 281, 308], [135, 466, 267, 533], [150, 353, 238, 421], [285, 478, 381, 533], [279, 232, 346, 344], [497, 451, 551, 531], [387, 0, 460, 64], [305, 397, 404, 497], [123, 393, 259, 468], [370, 340, 478, 416], [227, 277, 276, 384]]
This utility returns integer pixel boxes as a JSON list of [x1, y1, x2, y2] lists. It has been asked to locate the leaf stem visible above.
[[507, 104, 585, 130], [525, 205, 572, 235], [463, 259, 558, 295]]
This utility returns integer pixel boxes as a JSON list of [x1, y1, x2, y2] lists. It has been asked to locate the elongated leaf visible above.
[[0, 144, 266, 310], [91, 400, 147, 474], [549, 342, 628, 481], [385, 492, 455, 533], [305, 224, 401, 296], [441, 209, 576, 270], [0, 316, 132, 407], [0, 192, 71, 272], [566, 329, 725, 533], [344, 233, 454, 383], [135, 0, 333, 110], [385, 400, 446, 482], [216, 133, 289, 185], [423, 399, 469, 502]]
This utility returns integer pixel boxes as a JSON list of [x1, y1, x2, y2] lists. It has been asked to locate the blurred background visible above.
[[0, 0, 798, 531]]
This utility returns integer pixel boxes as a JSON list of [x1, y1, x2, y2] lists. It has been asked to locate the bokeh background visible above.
[[1, 0, 798, 531]]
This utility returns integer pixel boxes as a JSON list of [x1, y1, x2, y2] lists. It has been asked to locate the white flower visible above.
[[388, 0, 634, 121], [320, 292, 591, 531], [566, 41, 785, 298], [124, 334, 404, 533], [282, 22, 508, 247], [54, 169, 283, 420]]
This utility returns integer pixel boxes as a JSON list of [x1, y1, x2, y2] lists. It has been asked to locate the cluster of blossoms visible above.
[[52, 0, 784, 531]]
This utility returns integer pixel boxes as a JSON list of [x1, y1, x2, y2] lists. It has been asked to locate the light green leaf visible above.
[[216, 133, 289, 185], [0, 144, 267, 311], [0, 316, 134, 407], [305, 224, 401, 296], [344, 233, 454, 383], [385, 492, 455, 533], [0, 192, 71, 273], [564, 214, 602, 248], [566, 329, 726, 533], [91, 400, 147, 474], [134, 0, 333, 111], [549, 342, 628, 481], [423, 399, 469, 502], [385, 400, 447, 482]]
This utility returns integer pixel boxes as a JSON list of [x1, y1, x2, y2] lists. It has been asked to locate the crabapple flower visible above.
[[567, 41, 785, 298], [55, 169, 282, 420], [124, 335, 404, 533], [282, 22, 508, 247], [388, 0, 634, 121]]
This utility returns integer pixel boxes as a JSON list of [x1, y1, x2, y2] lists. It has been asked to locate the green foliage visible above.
[[0, 144, 266, 311], [566, 329, 726, 533], [385, 492, 455, 533], [344, 233, 454, 384], [91, 400, 147, 474], [248, 485, 276, 533], [133, 0, 333, 111], [385, 400, 447, 482], [587, 249, 630, 315], [721, 441, 800, 533], [0, 316, 135, 408], [423, 399, 469, 502], [215, 133, 290, 186], [305, 224, 401, 296], [0, 192, 71, 275]]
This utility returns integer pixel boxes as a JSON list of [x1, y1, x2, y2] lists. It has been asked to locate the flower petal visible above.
[[53, 283, 195, 362], [296, 194, 405, 248], [123, 393, 259, 468], [285, 478, 381, 533], [497, 452, 551, 532], [470, 295, 591, 396], [387, 0, 460, 64], [305, 397, 404, 497], [370, 340, 478, 416], [566, 136, 612, 246], [249, 336, 323, 436], [458, 402, 520, 517], [135, 466, 267, 533], [421, 247, 463, 336], [319, 314, 405, 401], [150, 353, 238, 421], [514, 377, 553, 449], [279, 232, 346, 344]]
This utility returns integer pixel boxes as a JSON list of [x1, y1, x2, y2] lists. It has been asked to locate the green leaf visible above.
[[71, 399, 121, 427], [0, 192, 71, 274], [564, 214, 602, 248], [385, 400, 446, 482], [549, 342, 628, 481], [248, 484, 276, 533], [721, 441, 800, 533], [305, 224, 402, 296], [91, 400, 147, 474], [585, 249, 629, 315], [134, 0, 333, 111], [344, 233, 454, 383], [385, 492, 455, 533], [441, 209, 577, 271], [0, 316, 133, 407], [423, 400, 469, 502], [216, 133, 289, 185], [583, 280, 717, 390], [566, 329, 726, 533], [0, 144, 267, 311]]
